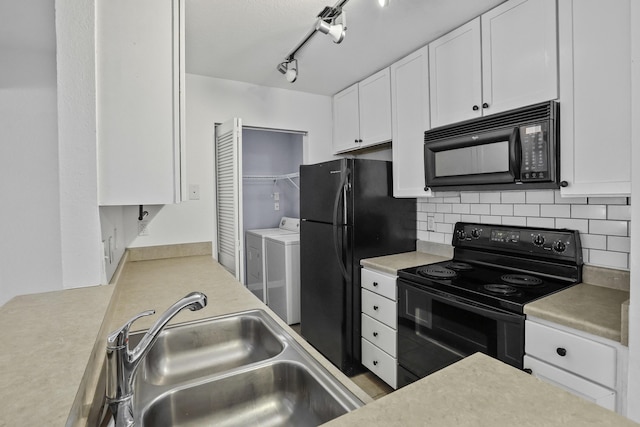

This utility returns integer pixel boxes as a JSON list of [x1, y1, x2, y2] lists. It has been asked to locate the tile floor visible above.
[[290, 324, 393, 400]]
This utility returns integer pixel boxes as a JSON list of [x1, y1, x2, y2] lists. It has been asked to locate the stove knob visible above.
[[456, 229, 467, 240], [471, 228, 481, 239], [553, 240, 567, 253], [533, 234, 545, 247]]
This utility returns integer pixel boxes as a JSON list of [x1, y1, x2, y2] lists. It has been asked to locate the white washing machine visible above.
[[245, 217, 299, 303], [265, 233, 300, 325]]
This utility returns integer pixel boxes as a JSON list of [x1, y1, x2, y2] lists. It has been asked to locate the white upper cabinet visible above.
[[97, 0, 185, 205], [390, 45, 432, 198], [333, 68, 392, 153], [429, 19, 483, 128], [481, 0, 558, 115], [558, 0, 631, 197], [429, 0, 558, 128]]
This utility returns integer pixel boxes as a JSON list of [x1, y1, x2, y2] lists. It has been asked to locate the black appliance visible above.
[[397, 222, 582, 388], [424, 101, 561, 191], [300, 159, 416, 375]]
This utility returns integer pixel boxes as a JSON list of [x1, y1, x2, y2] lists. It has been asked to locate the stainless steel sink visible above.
[[129, 309, 363, 426], [134, 313, 284, 386], [141, 361, 356, 426]]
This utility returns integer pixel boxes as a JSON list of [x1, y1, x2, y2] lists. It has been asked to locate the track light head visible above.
[[315, 10, 346, 44], [277, 58, 298, 83]]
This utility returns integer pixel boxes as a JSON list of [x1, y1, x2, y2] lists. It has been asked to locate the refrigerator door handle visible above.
[[332, 168, 350, 280]]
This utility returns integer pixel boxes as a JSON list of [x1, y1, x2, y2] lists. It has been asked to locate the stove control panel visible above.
[[452, 222, 582, 262]]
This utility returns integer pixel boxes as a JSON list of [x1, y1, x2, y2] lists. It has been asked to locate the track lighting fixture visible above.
[[277, 58, 298, 83], [378, 0, 389, 7], [315, 10, 346, 44]]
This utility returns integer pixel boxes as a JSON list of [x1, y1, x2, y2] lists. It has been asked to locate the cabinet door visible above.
[[559, 0, 631, 197], [97, 0, 185, 205], [481, 0, 558, 115], [391, 45, 432, 198], [358, 67, 392, 148], [333, 83, 361, 153], [429, 18, 482, 128]]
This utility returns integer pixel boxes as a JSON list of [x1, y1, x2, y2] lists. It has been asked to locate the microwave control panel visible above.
[[519, 122, 550, 182]]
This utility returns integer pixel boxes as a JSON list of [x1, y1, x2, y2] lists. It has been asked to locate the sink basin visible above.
[[133, 313, 284, 386], [129, 309, 363, 426], [141, 361, 355, 426]]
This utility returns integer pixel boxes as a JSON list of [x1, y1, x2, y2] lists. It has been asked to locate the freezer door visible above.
[[300, 220, 355, 372], [300, 159, 349, 225]]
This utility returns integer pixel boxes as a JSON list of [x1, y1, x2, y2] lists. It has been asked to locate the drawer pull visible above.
[[373, 332, 378, 337], [373, 281, 379, 287], [556, 347, 567, 357], [373, 360, 378, 366], [373, 305, 379, 311]]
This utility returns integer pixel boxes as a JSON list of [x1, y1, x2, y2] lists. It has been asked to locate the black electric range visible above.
[[398, 222, 583, 314]]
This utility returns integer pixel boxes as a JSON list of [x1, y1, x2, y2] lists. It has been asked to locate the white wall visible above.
[[0, 1, 63, 306], [124, 74, 334, 250]]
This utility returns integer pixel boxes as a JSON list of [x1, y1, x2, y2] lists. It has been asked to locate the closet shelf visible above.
[[243, 172, 300, 190]]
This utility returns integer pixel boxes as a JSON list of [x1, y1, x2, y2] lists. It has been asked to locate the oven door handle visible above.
[[401, 281, 522, 324]]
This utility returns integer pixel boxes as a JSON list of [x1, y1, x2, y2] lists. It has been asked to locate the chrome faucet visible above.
[[105, 291, 208, 427]]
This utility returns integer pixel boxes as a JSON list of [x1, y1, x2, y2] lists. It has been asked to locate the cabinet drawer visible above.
[[525, 320, 616, 388], [362, 338, 397, 389], [361, 268, 396, 300], [361, 313, 396, 357], [362, 289, 396, 329], [523, 355, 616, 411]]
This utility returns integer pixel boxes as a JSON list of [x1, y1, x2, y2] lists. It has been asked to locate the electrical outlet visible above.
[[138, 220, 149, 236], [273, 192, 280, 201], [189, 184, 200, 200], [274, 202, 280, 211], [427, 216, 435, 232]]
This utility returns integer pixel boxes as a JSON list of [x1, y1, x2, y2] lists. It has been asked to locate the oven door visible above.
[[397, 279, 524, 388]]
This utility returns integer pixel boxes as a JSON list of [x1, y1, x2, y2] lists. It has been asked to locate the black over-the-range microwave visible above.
[[424, 101, 562, 191]]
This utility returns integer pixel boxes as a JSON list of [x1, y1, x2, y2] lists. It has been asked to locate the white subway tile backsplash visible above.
[[556, 218, 589, 235], [607, 236, 631, 253], [526, 191, 555, 204], [590, 220, 628, 236], [501, 191, 526, 204], [589, 250, 628, 269], [452, 204, 471, 214], [571, 205, 607, 220], [436, 204, 452, 213], [480, 192, 501, 204], [527, 217, 555, 228], [581, 234, 607, 250], [491, 204, 513, 216], [608, 205, 631, 221], [417, 189, 631, 270], [460, 192, 480, 203], [502, 216, 527, 226], [540, 204, 570, 218], [514, 204, 540, 217], [471, 204, 491, 215]]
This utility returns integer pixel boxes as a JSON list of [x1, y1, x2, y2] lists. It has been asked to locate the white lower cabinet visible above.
[[524, 318, 626, 413], [361, 267, 398, 389]]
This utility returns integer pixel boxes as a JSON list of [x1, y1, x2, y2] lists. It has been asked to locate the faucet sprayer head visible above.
[[184, 291, 207, 311]]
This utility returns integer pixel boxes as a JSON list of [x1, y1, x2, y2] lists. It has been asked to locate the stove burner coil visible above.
[[501, 274, 543, 287], [446, 262, 474, 271], [417, 265, 457, 279], [484, 284, 520, 296]]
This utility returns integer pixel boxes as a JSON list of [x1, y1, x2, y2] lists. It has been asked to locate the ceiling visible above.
[[185, 0, 505, 96]]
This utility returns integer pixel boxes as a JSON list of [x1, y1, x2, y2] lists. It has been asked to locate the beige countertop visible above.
[[2, 252, 636, 426], [326, 352, 638, 427], [360, 251, 449, 275]]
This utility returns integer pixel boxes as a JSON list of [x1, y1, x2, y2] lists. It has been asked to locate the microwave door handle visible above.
[[509, 127, 521, 180]]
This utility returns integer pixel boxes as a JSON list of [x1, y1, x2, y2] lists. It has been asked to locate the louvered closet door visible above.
[[215, 118, 244, 283]]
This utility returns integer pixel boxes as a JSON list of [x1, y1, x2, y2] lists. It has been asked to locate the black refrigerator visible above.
[[299, 158, 416, 375]]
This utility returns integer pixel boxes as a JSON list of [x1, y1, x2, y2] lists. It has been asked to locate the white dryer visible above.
[[245, 217, 299, 303], [265, 233, 300, 325]]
